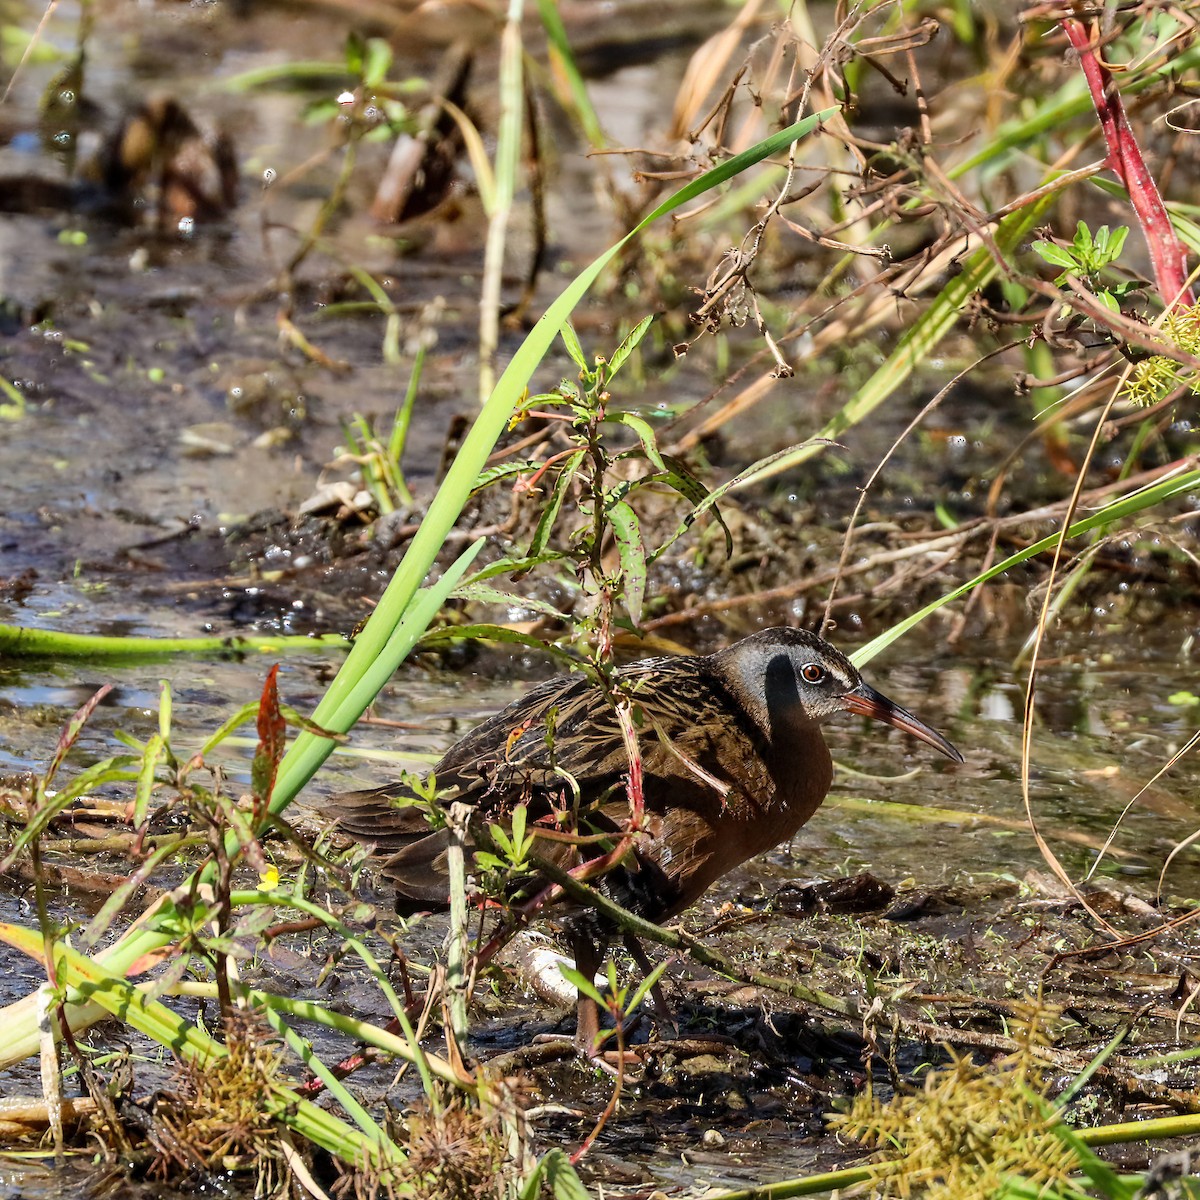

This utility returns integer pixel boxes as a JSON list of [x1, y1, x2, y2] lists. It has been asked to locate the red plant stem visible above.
[[614, 697, 645, 831], [511, 447, 579, 494], [1061, 17, 1193, 308]]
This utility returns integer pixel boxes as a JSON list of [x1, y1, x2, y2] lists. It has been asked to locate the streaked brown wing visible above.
[[330, 656, 765, 913], [435, 657, 754, 815]]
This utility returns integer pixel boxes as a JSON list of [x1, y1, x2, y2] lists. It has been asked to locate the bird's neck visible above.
[[707, 656, 835, 814]]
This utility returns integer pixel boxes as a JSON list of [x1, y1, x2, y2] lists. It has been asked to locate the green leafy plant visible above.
[[559, 957, 669, 1058], [1033, 221, 1132, 312], [449, 316, 730, 662], [831, 1001, 1136, 1200], [475, 803, 536, 881]]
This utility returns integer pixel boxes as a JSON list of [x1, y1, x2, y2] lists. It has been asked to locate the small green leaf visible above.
[[607, 314, 655, 379], [157, 679, 172, 742], [510, 803, 527, 847], [470, 459, 544, 494], [646, 455, 734, 563], [132, 733, 165, 827], [462, 551, 567, 585], [560, 322, 588, 371], [361, 38, 392, 88], [451, 582, 570, 621], [489, 825, 515, 859], [528, 450, 584, 557], [519, 1149, 591, 1200], [611, 412, 666, 471], [344, 30, 365, 75], [559, 964, 607, 1008], [934, 502, 959, 530], [1032, 241, 1078, 270], [625, 958, 671, 1016], [419, 624, 563, 656], [509, 804, 533, 863], [608, 500, 646, 626]]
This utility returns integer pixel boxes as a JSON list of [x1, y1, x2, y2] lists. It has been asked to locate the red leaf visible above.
[[251, 665, 285, 806]]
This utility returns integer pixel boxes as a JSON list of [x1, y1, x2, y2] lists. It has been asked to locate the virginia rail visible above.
[[330, 627, 963, 1051]]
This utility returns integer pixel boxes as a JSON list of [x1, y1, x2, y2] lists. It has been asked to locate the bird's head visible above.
[[716, 627, 963, 763]]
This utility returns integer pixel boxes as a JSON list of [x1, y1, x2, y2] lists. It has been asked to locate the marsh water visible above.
[[3, 0, 1200, 1193]]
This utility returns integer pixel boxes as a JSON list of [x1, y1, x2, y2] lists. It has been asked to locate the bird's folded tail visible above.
[[324, 785, 435, 853], [380, 831, 458, 913], [326, 784, 462, 914]]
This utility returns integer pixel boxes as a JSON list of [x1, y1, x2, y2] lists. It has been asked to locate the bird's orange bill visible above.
[[842, 684, 964, 763]]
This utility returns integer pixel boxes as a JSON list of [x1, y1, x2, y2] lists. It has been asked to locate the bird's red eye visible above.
[[801, 663, 826, 684]]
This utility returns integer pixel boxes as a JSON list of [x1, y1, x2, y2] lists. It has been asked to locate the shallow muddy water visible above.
[[3, 0, 1200, 1192]]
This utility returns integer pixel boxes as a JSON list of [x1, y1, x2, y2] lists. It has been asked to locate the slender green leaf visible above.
[[132, 733, 165, 828], [608, 500, 646, 626], [558, 964, 607, 1008], [657, 454, 734, 559], [559, 321, 588, 371], [471, 459, 544, 493], [535, 0, 605, 150], [462, 551, 566, 584], [612, 411, 667, 471], [157, 679, 172, 742], [451, 582, 570, 621], [607, 314, 655, 379], [625, 958, 670, 1017], [1033, 241, 1079, 270], [198, 701, 261, 759], [528, 449, 585, 556], [420, 623, 564, 656]]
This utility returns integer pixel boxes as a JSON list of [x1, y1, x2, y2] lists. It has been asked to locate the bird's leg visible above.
[[568, 928, 606, 1061], [623, 933, 677, 1037]]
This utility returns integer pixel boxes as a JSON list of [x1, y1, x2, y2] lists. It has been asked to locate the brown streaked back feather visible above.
[[325, 654, 779, 913]]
